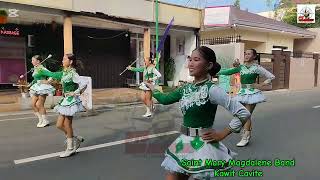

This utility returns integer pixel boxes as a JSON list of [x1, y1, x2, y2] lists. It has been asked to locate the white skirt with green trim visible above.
[[139, 81, 155, 91], [54, 96, 85, 116], [29, 83, 55, 96], [235, 88, 266, 104], [161, 134, 236, 179]]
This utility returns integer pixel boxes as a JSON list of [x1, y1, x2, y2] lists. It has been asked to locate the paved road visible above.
[[0, 89, 320, 180]]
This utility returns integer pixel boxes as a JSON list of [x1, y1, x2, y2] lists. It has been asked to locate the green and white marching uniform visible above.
[[129, 66, 161, 90], [29, 65, 55, 97], [44, 68, 88, 116], [152, 79, 251, 179], [217, 64, 275, 104]]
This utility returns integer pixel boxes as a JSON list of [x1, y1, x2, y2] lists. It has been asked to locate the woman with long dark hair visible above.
[[145, 46, 251, 180], [127, 53, 161, 117], [27, 55, 55, 128], [217, 49, 275, 147], [44, 54, 88, 157]]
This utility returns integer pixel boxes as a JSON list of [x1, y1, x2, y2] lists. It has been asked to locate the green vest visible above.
[[217, 64, 259, 84], [153, 80, 218, 128], [130, 66, 157, 81], [40, 68, 78, 93], [30, 65, 50, 85]]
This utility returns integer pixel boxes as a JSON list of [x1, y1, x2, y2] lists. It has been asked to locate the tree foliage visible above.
[[234, 0, 240, 8]]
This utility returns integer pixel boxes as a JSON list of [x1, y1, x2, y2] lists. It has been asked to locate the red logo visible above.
[[0, 27, 20, 36]]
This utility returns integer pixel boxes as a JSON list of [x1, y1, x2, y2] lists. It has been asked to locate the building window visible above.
[[273, 45, 288, 50], [176, 37, 185, 55]]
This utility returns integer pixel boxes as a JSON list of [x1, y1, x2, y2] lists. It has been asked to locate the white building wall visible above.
[[168, 31, 196, 86]]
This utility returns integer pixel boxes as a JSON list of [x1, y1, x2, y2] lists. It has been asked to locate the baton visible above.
[[119, 59, 139, 76], [12, 83, 28, 87]]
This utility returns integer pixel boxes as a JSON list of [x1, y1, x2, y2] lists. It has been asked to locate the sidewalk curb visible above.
[[0, 87, 319, 115], [262, 89, 290, 94], [263, 88, 320, 95], [0, 103, 145, 117]]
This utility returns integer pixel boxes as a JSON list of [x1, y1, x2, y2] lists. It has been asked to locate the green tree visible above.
[[234, 0, 240, 9], [276, 0, 294, 9]]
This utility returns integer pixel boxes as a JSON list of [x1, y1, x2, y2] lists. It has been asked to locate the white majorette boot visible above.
[[60, 138, 75, 158], [74, 136, 84, 151], [39, 114, 50, 127], [151, 103, 156, 112], [236, 130, 251, 147], [142, 106, 152, 118], [64, 136, 84, 147], [34, 112, 43, 128]]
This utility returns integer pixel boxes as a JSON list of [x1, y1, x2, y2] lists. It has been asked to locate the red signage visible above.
[[0, 27, 20, 36]]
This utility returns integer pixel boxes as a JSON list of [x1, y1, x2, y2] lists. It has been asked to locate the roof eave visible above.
[[236, 24, 316, 38], [200, 24, 316, 38]]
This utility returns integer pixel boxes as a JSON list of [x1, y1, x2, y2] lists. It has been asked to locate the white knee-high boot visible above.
[[142, 105, 152, 117], [60, 138, 75, 158], [39, 114, 50, 127], [236, 129, 251, 147], [34, 112, 43, 128]]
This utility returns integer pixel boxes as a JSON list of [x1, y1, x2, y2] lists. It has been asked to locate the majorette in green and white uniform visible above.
[[217, 64, 275, 104], [44, 67, 88, 116], [152, 78, 251, 179], [29, 65, 55, 97], [129, 65, 161, 91]]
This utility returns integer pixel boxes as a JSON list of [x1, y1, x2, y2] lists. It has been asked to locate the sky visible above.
[[161, 0, 277, 13]]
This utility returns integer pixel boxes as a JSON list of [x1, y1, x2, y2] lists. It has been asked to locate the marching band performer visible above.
[[127, 53, 161, 117], [22, 55, 55, 128], [43, 54, 88, 158], [145, 46, 251, 179], [217, 49, 275, 147]]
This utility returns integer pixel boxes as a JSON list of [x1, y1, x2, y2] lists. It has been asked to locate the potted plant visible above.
[[164, 57, 176, 87], [0, 9, 8, 24], [17, 79, 29, 98], [54, 83, 63, 96]]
